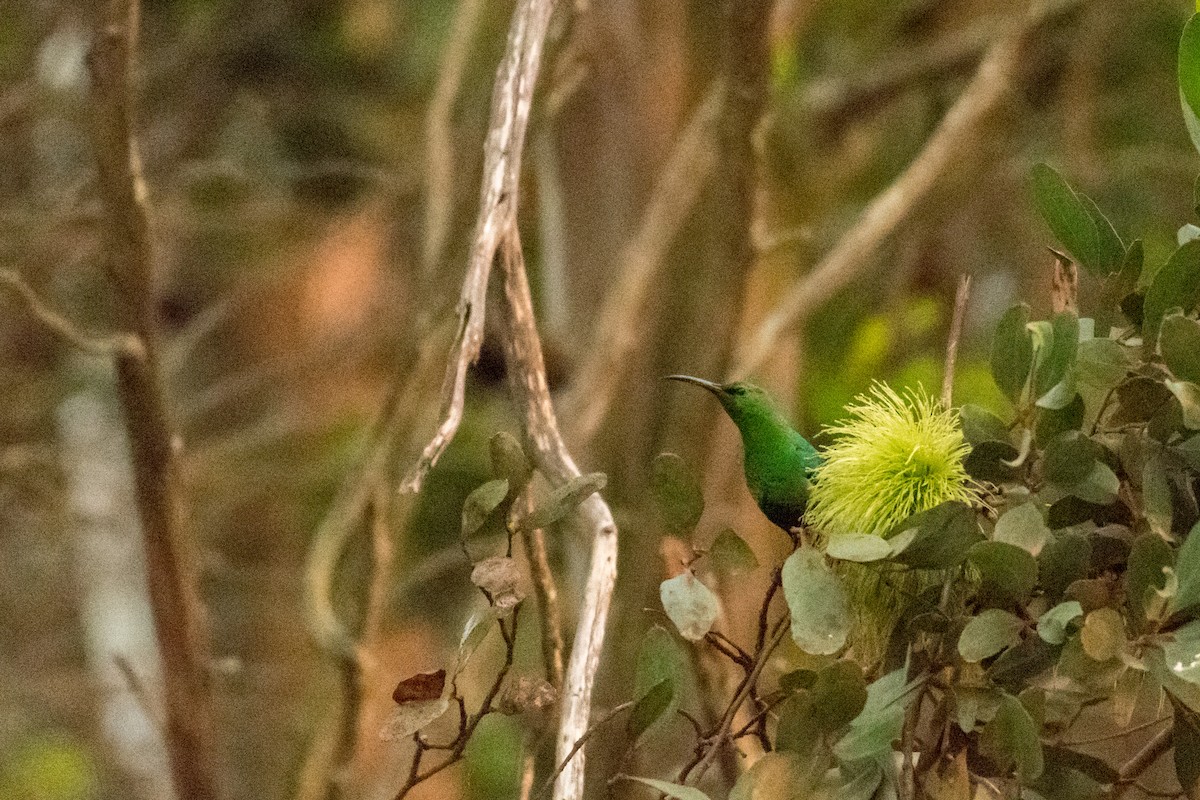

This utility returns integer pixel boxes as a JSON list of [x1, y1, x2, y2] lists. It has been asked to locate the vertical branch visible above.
[[521, 494, 566, 689], [941, 275, 972, 407], [497, 234, 620, 800], [86, 3, 220, 799]]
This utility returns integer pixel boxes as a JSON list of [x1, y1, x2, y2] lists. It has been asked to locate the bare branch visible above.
[[87, 1, 219, 797], [521, 493, 566, 689], [402, 0, 558, 493], [0, 268, 138, 356], [941, 274, 972, 407], [497, 233, 620, 800], [732, 0, 1085, 379]]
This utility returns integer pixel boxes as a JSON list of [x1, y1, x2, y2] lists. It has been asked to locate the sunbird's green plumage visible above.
[[666, 376, 820, 530]]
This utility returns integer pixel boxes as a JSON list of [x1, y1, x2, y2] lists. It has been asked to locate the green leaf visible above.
[[1036, 312, 1080, 398], [834, 669, 922, 762], [1177, 433, 1200, 471], [1075, 338, 1132, 390], [1037, 601, 1083, 645], [1144, 240, 1200, 351], [729, 753, 810, 800], [651, 453, 704, 534], [1039, 532, 1092, 603], [969, 541, 1038, 604], [826, 533, 894, 563], [1166, 622, 1200, 689], [992, 304, 1034, 402], [1167, 380, 1200, 429], [1079, 193, 1126, 274], [1172, 521, 1200, 615], [993, 503, 1050, 556], [1180, 14, 1200, 156], [1071, 462, 1121, 505], [1144, 454, 1174, 539], [633, 626, 685, 736], [1161, 313, 1200, 383], [812, 661, 868, 731], [1035, 394, 1085, 447], [958, 609, 1025, 662], [774, 693, 822, 755], [1043, 431, 1096, 487], [964, 440, 1021, 484], [525, 472, 607, 529], [659, 572, 720, 641], [889, 501, 984, 569], [1079, 607, 1126, 662], [979, 693, 1044, 781], [707, 528, 758, 574], [1113, 377, 1174, 425], [1127, 534, 1174, 630], [782, 548, 849, 655], [1031, 164, 1103, 275], [462, 479, 510, 537], [617, 775, 712, 800], [626, 679, 674, 742], [988, 637, 1063, 692], [1174, 700, 1200, 798], [960, 404, 1010, 446], [489, 432, 531, 488]]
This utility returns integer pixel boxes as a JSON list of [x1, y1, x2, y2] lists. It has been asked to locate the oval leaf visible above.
[[1037, 601, 1083, 645], [651, 453, 705, 534], [993, 503, 1050, 556], [1080, 607, 1126, 662], [979, 693, 1044, 781], [707, 528, 758, 573], [1144, 239, 1200, 351], [782, 547, 850, 655], [826, 533, 894, 563], [1172, 521, 1200, 615], [969, 541, 1038, 604], [462, 479, 509, 537], [617, 775, 712, 800], [524, 472, 607, 530], [660, 572, 720, 641], [959, 609, 1025, 663], [991, 304, 1034, 402], [1031, 164, 1102, 275]]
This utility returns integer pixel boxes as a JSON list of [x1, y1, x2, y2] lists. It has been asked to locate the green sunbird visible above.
[[666, 375, 821, 531]]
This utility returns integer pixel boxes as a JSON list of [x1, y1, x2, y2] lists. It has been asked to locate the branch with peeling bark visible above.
[[87, 2, 220, 798], [732, 0, 1085, 380]]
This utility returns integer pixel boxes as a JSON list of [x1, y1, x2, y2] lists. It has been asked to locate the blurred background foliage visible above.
[[0, 0, 1195, 798]]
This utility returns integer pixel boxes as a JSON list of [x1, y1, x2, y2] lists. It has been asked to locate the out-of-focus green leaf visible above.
[[1174, 700, 1200, 798], [1037, 601, 1083, 645], [707, 528, 758, 574], [1166, 622, 1200, 689], [1080, 608, 1126, 661], [651, 453, 704, 534], [991, 304, 1034, 402], [1036, 312, 1081, 398], [617, 775, 712, 800], [525, 472, 606, 530], [826, 533, 893, 563], [1030, 164, 1104, 275], [964, 440, 1021, 484], [489, 432, 531, 488], [1039, 533, 1092, 603], [728, 753, 809, 800], [979, 693, 1044, 781], [993, 503, 1050, 555], [1180, 14, 1200, 155], [1167, 380, 1200, 429], [960, 404, 1010, 446], [889, 501, 984, 569], [633, 625, 685, 737], [834, 668, 921, 763], [988, 637, 1062, 691], [782, 547, 849, 655], [1044, 432, 1095, 486], [811, 661, 868, 731], [626, 678, 674, 742], [1036, 394, 1085, 446], [462, 479, 509, 537], [969, 541, 1038, 604], [659, 572, 720, 641], [1144, 240, 1200, 350], [1128, 534, 1173, 631], [1172, 521, 1200, 615], [1177, 434, 1200, 471], [1080, 194, 1126, 274], [1144, 454, 1174, 539], [958, 609, 1025, 662], [1161, 313, 1200, 383], [1075, 338, 1132, 389]]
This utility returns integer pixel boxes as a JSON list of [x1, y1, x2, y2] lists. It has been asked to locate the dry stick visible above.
[[497, 234, 620, 800], [563, 85, 723, 444], [87, 3, 220, 799], [0, 268, 137, 356], [401, 0, 558, 495], [535, 702, 634, 800], [423, 0, 487, 276], [1112, 726, 1175, 799], [731, 0, 1084, 380], [521, 492, 565, 689], [941, 275, 972, 408]]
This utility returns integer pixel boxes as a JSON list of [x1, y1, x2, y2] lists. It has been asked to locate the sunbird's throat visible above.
[[665, 375, 820, 531]]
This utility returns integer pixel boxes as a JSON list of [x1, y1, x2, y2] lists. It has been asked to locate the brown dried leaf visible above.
[[391, 669, 447, 704]]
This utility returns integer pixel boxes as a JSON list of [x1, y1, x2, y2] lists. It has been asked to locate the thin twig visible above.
[[0, 268, 137, 356], [87, 2, 219, 797], [521, 492, 565, 689], [732, 0, 1086, 379], [534, 701, 634, 800], [401, 0, 558, 493], [941, 274, 972, 407], [1111, 726, 1174, 799]]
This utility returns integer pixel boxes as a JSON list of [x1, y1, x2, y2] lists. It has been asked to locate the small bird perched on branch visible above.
[[666, 375, 820, 532]]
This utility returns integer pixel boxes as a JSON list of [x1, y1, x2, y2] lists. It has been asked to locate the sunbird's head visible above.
[[664, 375, 774, 420]]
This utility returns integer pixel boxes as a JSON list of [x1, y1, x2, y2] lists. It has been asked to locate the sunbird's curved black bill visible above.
[[663, 374, 723, 395]]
